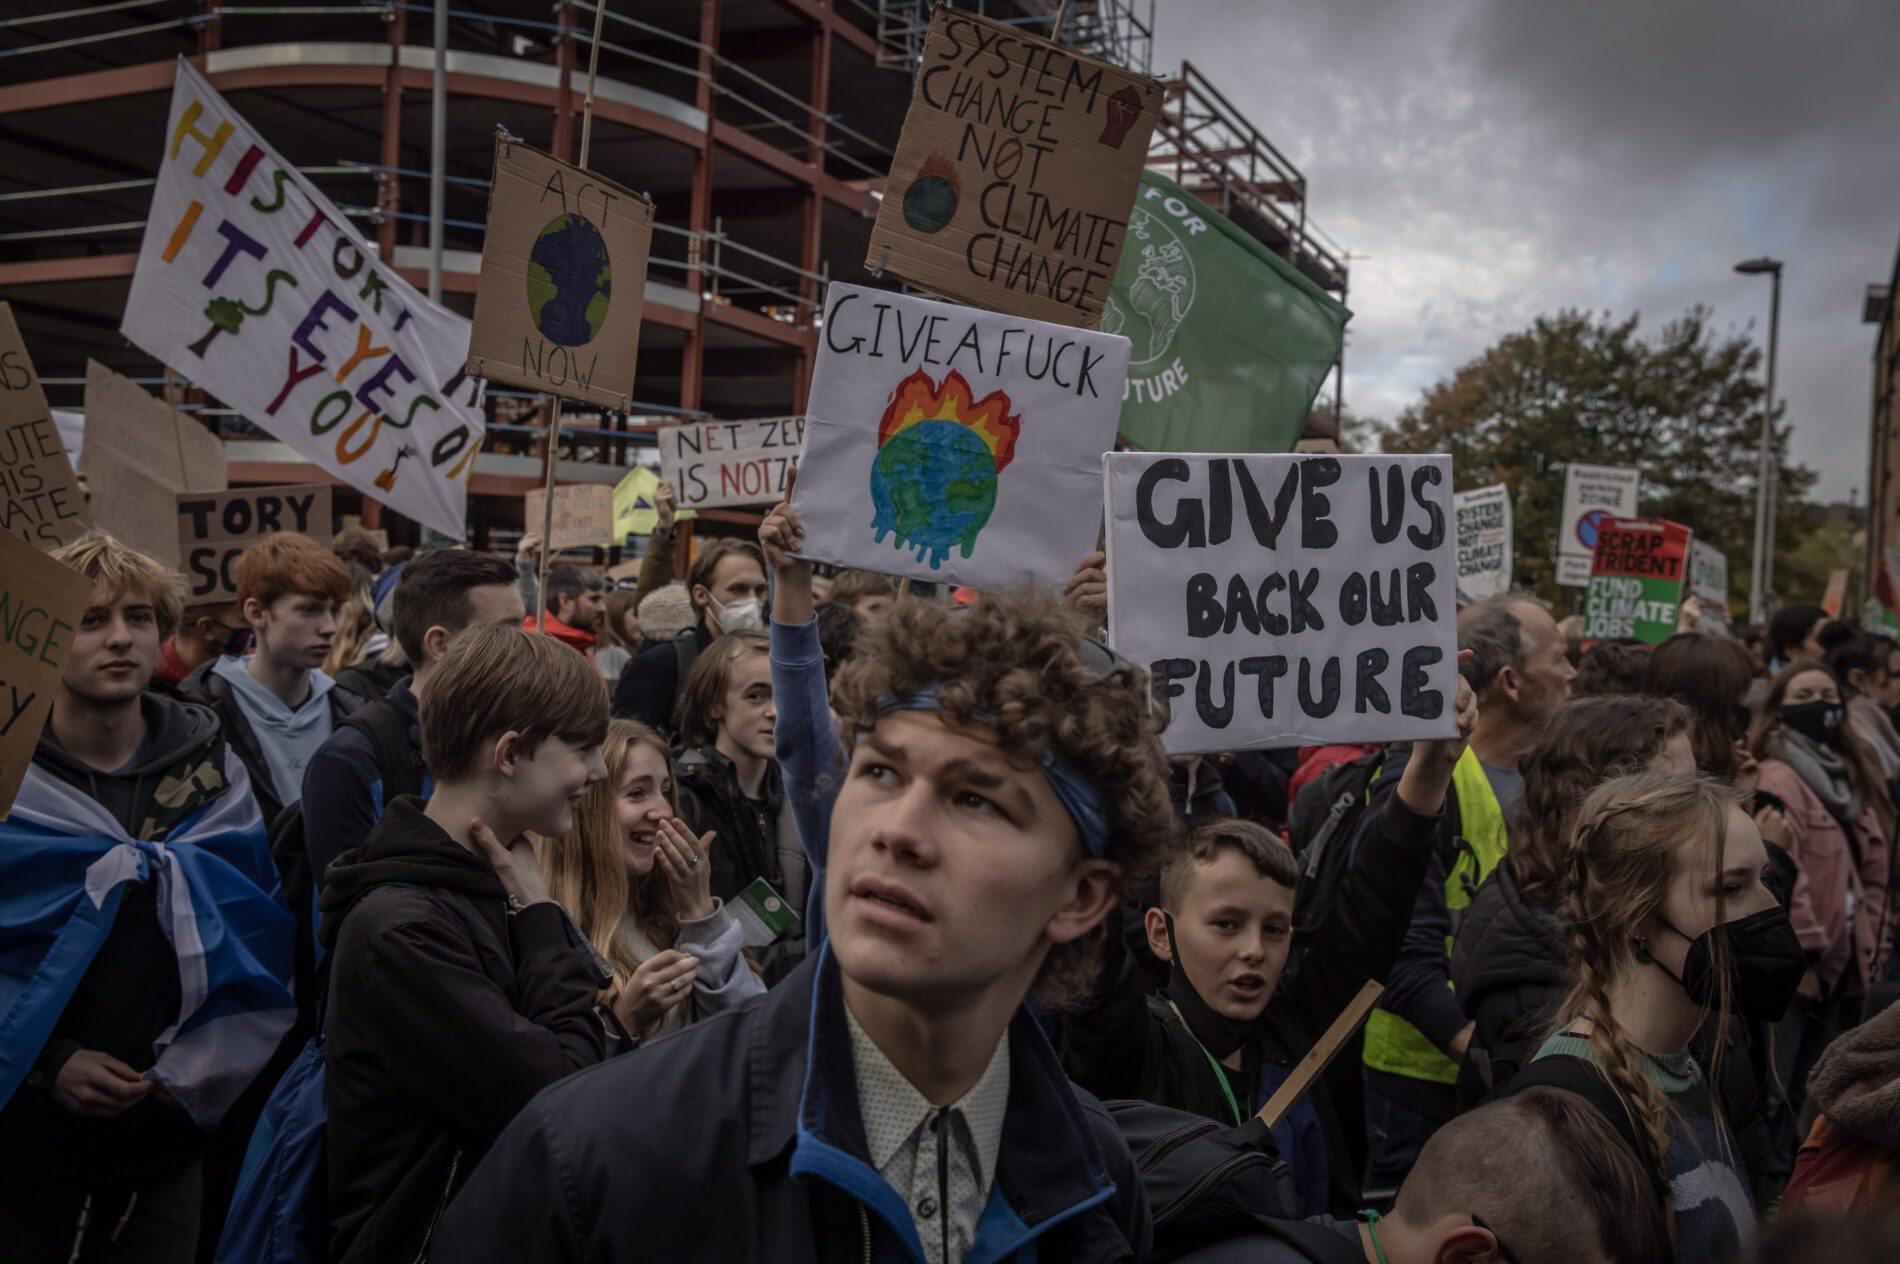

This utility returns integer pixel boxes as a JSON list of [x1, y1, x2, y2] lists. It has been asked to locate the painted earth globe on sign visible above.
[[526, 213, 612, 347]]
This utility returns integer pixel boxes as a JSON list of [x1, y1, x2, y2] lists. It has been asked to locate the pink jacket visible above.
[[1758, 760, 1893, 992]]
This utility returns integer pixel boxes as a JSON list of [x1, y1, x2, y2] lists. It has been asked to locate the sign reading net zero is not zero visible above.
[[1581, 517, 1691, 644], [467, 136, 653, 410]]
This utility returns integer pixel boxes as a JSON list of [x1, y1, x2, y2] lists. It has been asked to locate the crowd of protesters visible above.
[[5, 479, 1900, 1264]]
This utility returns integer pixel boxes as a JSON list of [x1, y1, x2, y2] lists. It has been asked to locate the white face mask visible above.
[[711, 594, 765, 633]]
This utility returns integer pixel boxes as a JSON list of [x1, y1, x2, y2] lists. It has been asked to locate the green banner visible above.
[[1581, 518, 1692, 643], [1104, 169, 1350, 454]]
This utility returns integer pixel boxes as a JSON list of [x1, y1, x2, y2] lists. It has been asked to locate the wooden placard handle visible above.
[[1256, 979, 1384, 1130]]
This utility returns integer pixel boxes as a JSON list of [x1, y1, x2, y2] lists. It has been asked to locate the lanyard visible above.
[[1172, 1001, 1244, 1126]]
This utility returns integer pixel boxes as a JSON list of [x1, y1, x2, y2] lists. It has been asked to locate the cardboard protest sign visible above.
[[83, 361, 228, 569], [1105, 452, 1459, 754], [1107, 170, 1350, 454], [867, 8, 1162, 329], [0, 304, 87, 551], [176, 484, 333, 605], [122, 59, 485, 540], [1580, 517, 1691, 643], [466, 136, 653, 410], [524, 483, 615, 552], [659, 417, 804, 510], [0, 531, 92, 818], [790, 283, 1129, 591], [1453, 484, 1512, 603], [51, 411, 84, 467], [1557, 463, 1641, 587]]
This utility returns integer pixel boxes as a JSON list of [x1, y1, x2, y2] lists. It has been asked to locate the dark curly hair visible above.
[[828, 587, 1176, 1010]]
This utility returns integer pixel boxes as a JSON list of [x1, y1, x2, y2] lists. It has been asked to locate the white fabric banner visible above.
[[789, 284, 1128, 591], [1453, 483, 1512, 602], [1106, 452, 1460, 754], [122, 59, 483, 539]]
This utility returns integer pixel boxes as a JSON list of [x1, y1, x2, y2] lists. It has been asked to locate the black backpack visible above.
[[267, 700, 424, 1035], [1108, 1100, 1299, 1262], [1286, 749, 1387, 940]]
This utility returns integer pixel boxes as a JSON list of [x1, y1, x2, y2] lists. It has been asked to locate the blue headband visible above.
[[872, 687, 1112, 858]]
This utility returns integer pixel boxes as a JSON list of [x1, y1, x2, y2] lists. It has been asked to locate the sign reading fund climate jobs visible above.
[[1106, 453, 1460, 754], [1581, 517, 1692, 644]]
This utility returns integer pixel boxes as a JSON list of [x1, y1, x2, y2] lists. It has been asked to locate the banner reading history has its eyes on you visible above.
[[789, 284, 1128, 592], [122, 59, 484, 540], [1105, 170, 1350, 456]]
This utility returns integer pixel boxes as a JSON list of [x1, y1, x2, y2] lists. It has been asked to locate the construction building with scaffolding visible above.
[[0, 0, 1348, 550]]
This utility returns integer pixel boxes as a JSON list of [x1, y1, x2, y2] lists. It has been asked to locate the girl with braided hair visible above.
[[1523, 771, 1805, 1264]]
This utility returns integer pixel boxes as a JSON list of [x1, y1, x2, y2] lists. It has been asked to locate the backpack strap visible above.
[[1506, 1053, 1670, 1202], [341, 698, 425, 803]]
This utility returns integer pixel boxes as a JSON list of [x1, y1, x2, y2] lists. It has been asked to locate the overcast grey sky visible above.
[[1155, 0, 1900, 504]]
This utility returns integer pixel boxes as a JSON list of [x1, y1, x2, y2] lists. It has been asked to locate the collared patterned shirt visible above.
[[847, 1009, 1010, 1264]]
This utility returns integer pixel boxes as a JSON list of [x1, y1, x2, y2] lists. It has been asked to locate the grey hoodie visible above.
[[210, 654, 337, 808]]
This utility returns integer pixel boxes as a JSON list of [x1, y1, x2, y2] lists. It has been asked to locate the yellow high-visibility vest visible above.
[[1361, 747, 1510, 1085]]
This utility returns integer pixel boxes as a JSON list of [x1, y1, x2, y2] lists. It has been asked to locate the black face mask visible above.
[[1162, 913, 1254, 1060], [1781, 700, 1845, 747], [1640, 905, 1806, 1021]]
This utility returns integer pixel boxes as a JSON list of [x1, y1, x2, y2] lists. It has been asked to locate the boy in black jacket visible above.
[[1062, 664, 1477, 1218], [318, 624, 610, 1264], [434, 588, 1171, 1264]]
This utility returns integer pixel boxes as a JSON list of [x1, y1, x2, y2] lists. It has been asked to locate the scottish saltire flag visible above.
[[0, 757, 294, 1130]]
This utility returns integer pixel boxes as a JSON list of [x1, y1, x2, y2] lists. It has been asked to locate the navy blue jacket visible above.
[[432, 948, 1151, 1263], [301, 677, 429, 892]]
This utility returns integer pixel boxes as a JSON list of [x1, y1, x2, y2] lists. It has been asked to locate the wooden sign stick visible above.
[[536, 399, 560, 632], [1257, 980, 1384, 1130]]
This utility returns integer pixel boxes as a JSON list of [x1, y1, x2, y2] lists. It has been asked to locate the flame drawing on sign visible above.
[[870, 368, 1022, 569]]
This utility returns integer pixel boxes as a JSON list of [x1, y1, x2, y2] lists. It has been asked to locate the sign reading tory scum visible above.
[[1453, 484, 1513, 603], [122, 59, 485, 540], [790, 284, 1129, 591], [1106, 453, 1460, 754], [867, 8, 1162, 328], [466, 135, 653, 410]]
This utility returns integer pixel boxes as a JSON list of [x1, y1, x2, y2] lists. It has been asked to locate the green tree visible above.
[[1777, 519, 1859, 613], [1383, 307, 1813, 613]]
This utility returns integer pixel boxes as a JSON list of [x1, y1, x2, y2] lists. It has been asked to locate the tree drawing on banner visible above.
[[870, 368, 1021, 569]]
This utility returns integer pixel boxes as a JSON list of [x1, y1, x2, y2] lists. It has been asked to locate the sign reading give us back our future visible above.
[[1105, 453, 1460, 754], [122, 59, 485, 540], [867, 8, 1162, 328]]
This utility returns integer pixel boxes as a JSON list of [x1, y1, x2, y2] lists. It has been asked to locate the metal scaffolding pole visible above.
[[427, 1, 446, 301]]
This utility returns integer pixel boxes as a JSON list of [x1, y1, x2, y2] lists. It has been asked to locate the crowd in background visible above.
[[5, 487, 1900, 1264]]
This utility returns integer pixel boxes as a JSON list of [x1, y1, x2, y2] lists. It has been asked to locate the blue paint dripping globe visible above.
[[526, 213, 611, 347]]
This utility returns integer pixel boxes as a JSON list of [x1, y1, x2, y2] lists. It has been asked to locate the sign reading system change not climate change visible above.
[[1106, 453, 1460, 754], [867, 8, 1161, 328]]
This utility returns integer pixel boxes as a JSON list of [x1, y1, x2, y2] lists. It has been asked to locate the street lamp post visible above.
[[1736, 257, 1783, 626]]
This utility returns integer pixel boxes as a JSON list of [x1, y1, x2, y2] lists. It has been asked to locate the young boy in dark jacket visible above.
[[433, 587, 1172, 1264], [0, 532, 293, 1263], [1062, 666, 1477, 1218], [318, 624, 611, 1264]]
